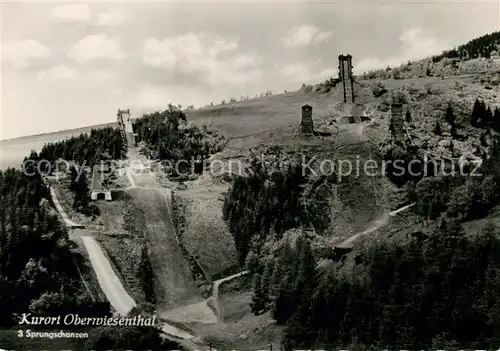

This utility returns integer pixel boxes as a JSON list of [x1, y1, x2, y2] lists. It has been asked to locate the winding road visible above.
[[336, 202, 415, 248], [81, 236, 137, 316]]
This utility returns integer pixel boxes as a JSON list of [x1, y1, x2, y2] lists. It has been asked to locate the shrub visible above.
[[301, 84, 313, 93], [391, 67, 401, 79], [391, 90, 408, 104]]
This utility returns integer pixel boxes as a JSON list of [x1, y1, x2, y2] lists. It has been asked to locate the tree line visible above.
[[0, 167, 93, 326], [36, 127, 125, 168], [433, 99, 500, 136], [24, 127, 126, 217]]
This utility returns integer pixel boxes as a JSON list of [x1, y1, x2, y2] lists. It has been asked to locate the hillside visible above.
[[170, 64, 498, 273], [185, 33, 500, 349]]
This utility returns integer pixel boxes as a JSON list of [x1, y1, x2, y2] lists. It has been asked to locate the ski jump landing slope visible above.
[[125, 186, 200, 312], [46, 180, 136, 316]]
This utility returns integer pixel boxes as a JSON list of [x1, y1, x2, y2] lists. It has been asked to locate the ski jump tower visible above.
[[338, 54, 355, 103], [117, 109, 136, 149]]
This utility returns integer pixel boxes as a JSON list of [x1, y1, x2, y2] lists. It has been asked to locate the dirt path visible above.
[[209, 271, 249, 319], [351, 120, 373, 137], [212, 271, 249, 298], [335, 214, 390, 248], [161, 324, 195, 339], [331, 203, 415, 248], [317, 203, 415, 271]]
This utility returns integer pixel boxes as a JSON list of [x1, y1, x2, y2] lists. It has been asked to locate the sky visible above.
[[1, 0, 499, 140]]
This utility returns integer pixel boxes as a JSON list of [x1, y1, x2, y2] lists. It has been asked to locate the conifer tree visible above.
[[450, 124, 458, 139], [271, 243, 300, 324], [485, 106, 493, 126], [294, 236, 316, 325], [69, 165, 88, 209], [433, 120, 442, 135], [471, 98, 484, 127], [493, 108, 500, 133], [296, 236, 316, 296], [268, 258, 282, 300], [445, 104, 456, 126], [272, 286, 292, 324], [261, 259, 274, 306], [405, 110, 412, 124], [250, 274, 266, 315]]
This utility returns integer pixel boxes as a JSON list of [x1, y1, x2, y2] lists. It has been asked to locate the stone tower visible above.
[[338, 54, 355, 103], [301, 104, 314, 135]]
